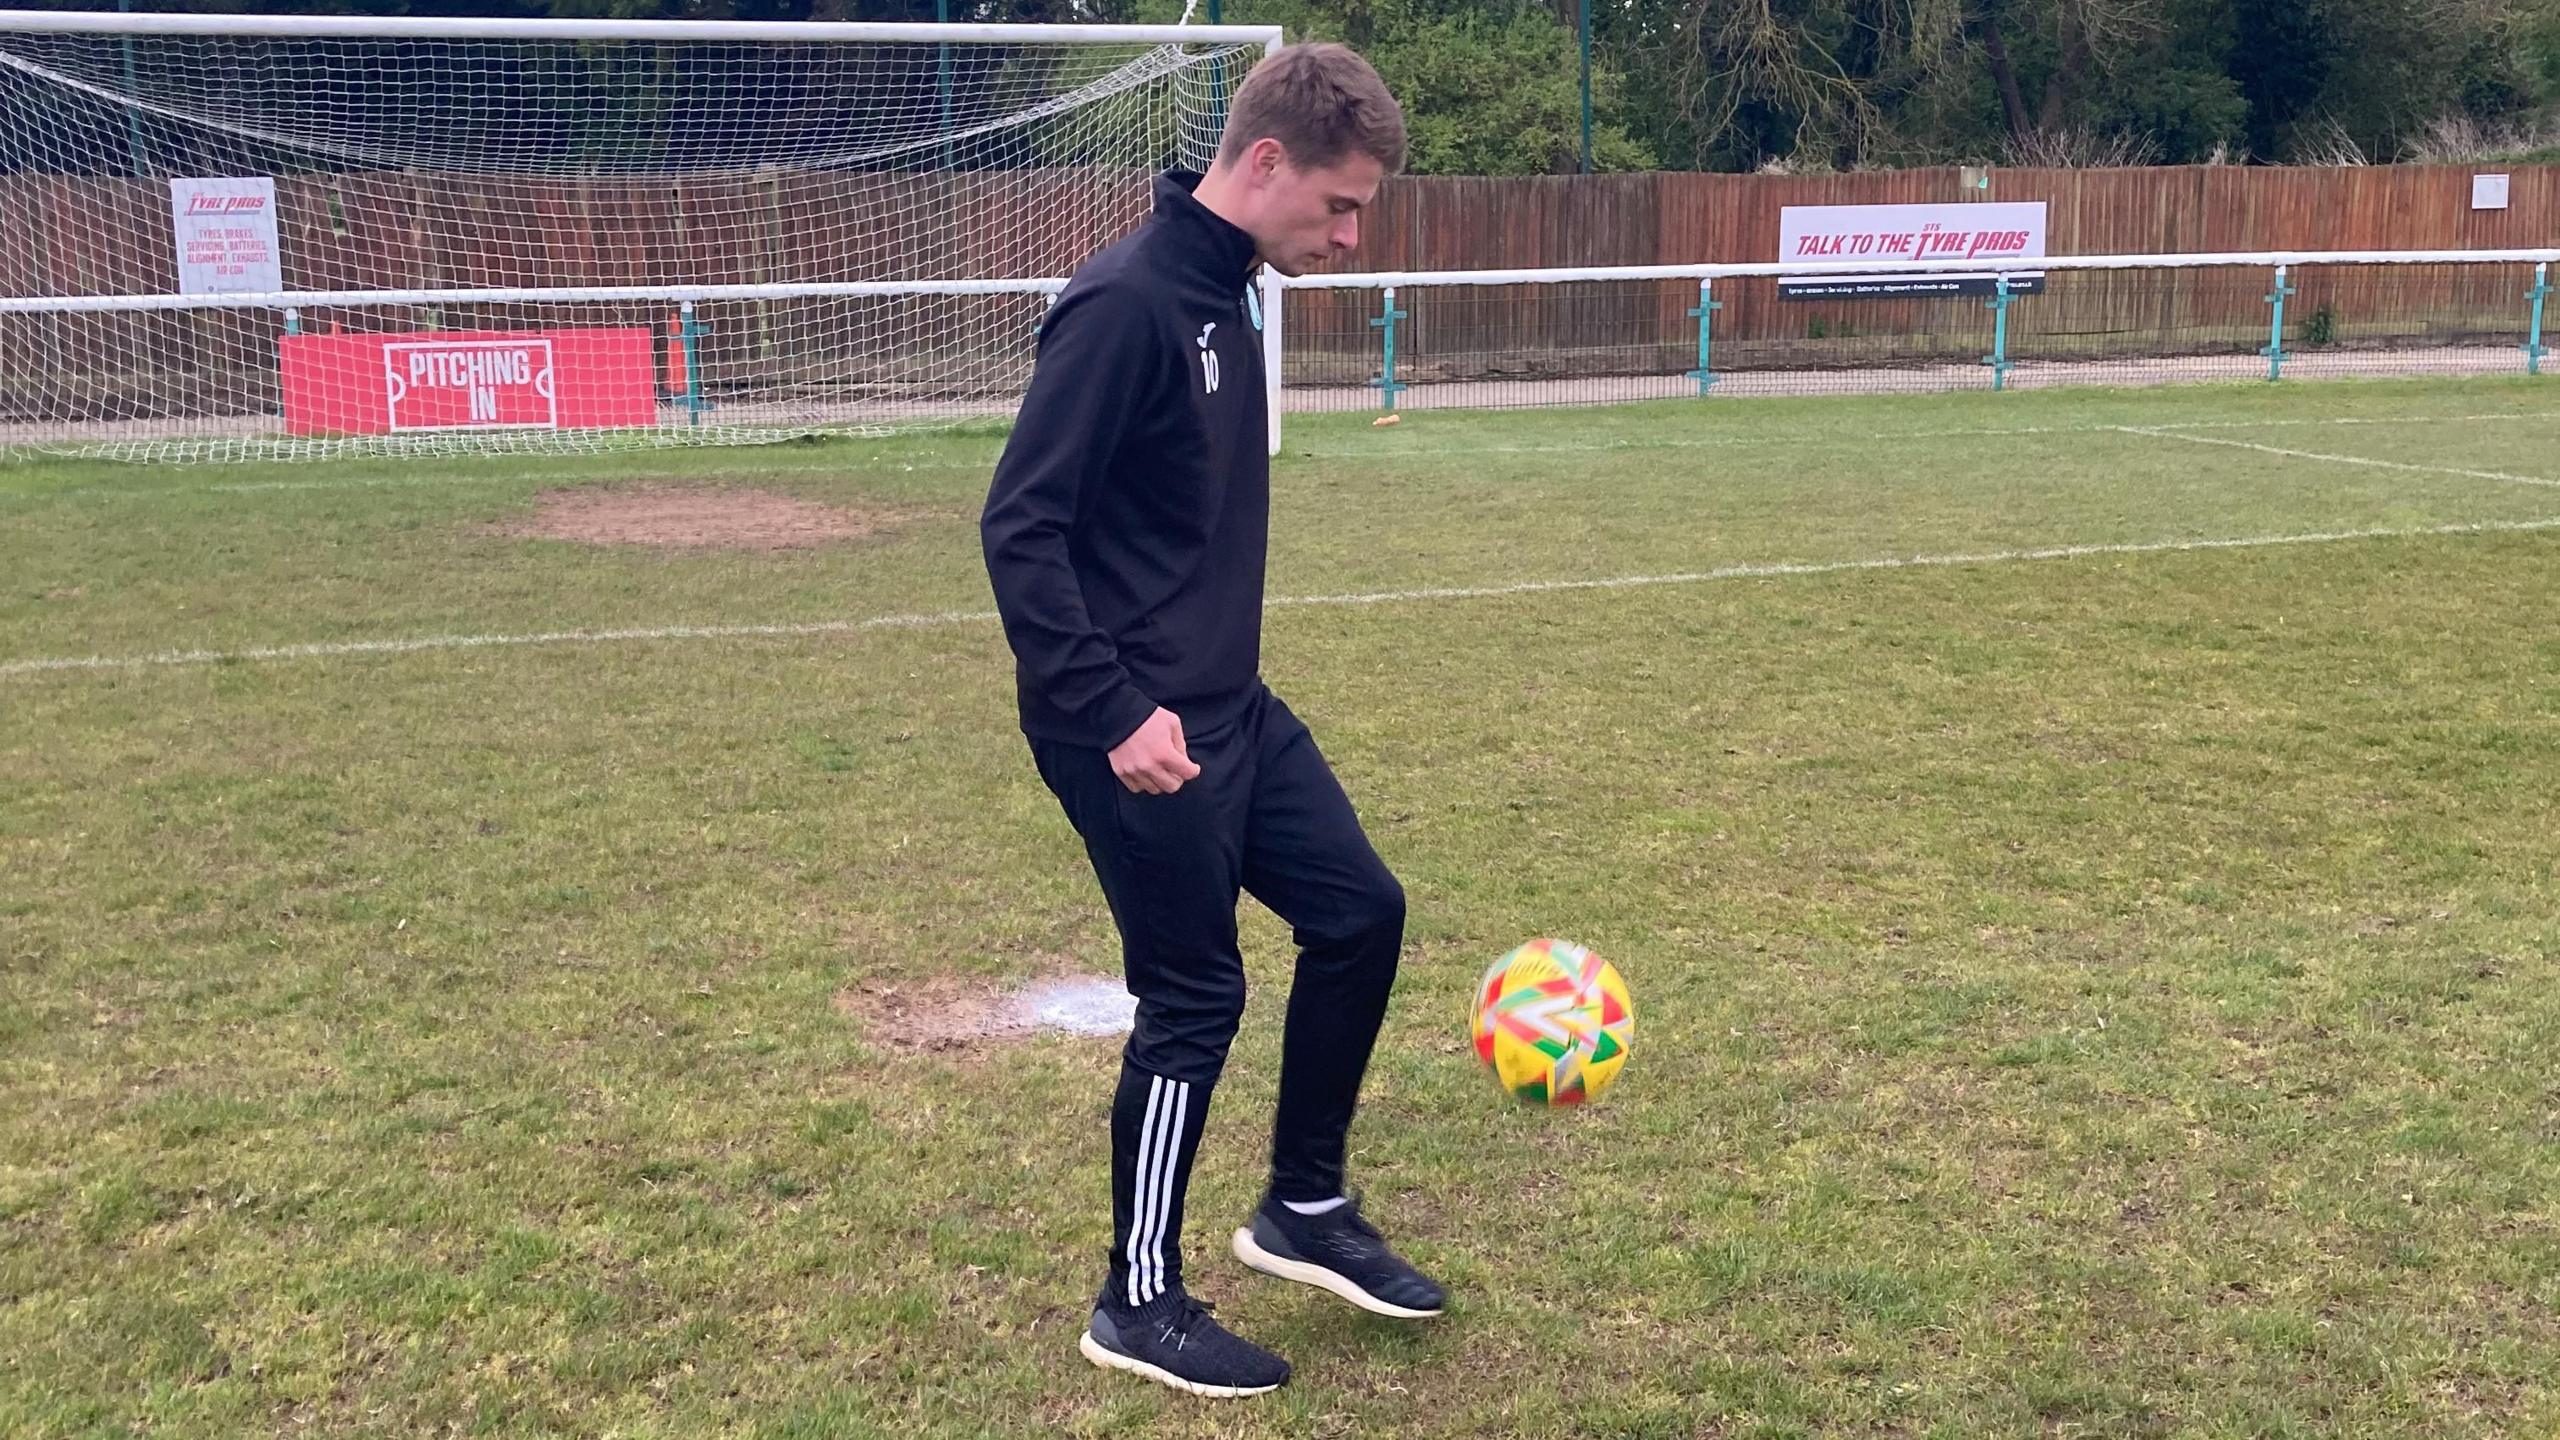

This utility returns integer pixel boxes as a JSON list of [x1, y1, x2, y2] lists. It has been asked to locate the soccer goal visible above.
[[0, 10, 1281, 462]]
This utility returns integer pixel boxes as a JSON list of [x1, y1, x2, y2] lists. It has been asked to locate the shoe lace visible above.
[[1153, 1292, 1219, 1350]]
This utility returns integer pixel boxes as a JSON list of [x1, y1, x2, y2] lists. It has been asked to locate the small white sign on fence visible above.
[[169, 177, 282, 295], [2471, 174, 2511, 211]]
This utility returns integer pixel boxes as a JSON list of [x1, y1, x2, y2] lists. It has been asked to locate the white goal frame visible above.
[[0, 10, 1289, 457]]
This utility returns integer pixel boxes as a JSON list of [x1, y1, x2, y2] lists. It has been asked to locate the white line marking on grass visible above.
[[1273, 518, 2560, 607], [2114, 426, 2560, 489], [1293, 411, 2560, 461], [0, 610, 1001, 677], [11, 516, 2560, 680]]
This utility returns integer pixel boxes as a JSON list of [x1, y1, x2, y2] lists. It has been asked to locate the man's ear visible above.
[[1245, 136, 1288, 182]]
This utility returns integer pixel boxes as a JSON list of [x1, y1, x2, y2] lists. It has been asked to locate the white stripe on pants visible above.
[[1124, 1075, 1191, 1307]]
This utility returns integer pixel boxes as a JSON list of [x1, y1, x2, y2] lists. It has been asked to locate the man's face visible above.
[[1240, 143, 1385, 278]]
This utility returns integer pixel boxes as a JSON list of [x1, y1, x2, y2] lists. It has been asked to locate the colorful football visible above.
[[1471, 938, 1633, 1105]]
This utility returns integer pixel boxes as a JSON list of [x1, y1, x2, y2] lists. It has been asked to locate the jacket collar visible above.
[[1151, 169, 1261, 287]]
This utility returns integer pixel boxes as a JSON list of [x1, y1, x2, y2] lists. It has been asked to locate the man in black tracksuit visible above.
[[980, 45, 1442, 1397]]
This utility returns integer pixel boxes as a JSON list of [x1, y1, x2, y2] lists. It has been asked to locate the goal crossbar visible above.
[[0, 12, 1284, 48]]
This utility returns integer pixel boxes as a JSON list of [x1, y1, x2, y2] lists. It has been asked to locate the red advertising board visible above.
[[279, 329, 658, 436]]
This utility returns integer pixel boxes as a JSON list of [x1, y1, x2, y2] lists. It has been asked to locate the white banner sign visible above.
[[1779, 202, 2048, 298], [170, 176, 281, 295], [383, 338, 560, 432]]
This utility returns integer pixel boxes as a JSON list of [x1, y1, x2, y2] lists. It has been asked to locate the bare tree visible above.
[[1969, 0, 2167, 145]]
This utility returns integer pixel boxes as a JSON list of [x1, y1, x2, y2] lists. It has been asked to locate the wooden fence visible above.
[[1288, 165, 2559, 377]]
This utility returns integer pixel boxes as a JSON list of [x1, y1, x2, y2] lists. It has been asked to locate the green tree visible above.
[[1209, 0, 1655, 173], [43, 0, 2560, 172]]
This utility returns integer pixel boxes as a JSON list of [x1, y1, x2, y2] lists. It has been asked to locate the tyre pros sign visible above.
[[278, 331, 658, 435], [170, 177, 282, 295], [1779, 202, 2048, 298]]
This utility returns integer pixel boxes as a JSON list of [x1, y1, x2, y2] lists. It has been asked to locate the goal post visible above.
[[0, 9, 1283, 462]]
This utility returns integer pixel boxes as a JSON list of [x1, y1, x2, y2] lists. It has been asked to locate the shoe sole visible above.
[[1077, 1330, 1283, 1398], [1231, 1226, 1445, 1319]]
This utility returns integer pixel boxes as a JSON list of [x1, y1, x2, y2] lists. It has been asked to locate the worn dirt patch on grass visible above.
[[832, 961, 1133, 1053], [501, 485, 889, 550]]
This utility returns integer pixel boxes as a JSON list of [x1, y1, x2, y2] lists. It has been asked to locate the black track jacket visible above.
[[980, 170, 1272, 753]]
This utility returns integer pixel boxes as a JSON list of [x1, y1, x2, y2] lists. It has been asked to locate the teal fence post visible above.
[[935, 0, 953, 170], [1981, 274, 2014, 391], [2262, 264, 2293, 382], [118, 0, 146, 176], [279, 307, 299, 420], [1370, 285, 1405, 411], [680, 300, 706, 426], [1578, 0, 1593, 174], [2527, 262, 2549, 377], [1685, 278, 1721, 394]]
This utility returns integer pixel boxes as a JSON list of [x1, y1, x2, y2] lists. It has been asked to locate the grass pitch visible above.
[[5, 379, 2559, 1438]]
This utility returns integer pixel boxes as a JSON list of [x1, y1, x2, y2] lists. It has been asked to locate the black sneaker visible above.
[[1077, 1290, 1291, 1398], [1232, 1193, 1447, 1319]]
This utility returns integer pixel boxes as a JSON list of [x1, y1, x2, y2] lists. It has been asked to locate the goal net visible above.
[[0, 14, 1272, 462]]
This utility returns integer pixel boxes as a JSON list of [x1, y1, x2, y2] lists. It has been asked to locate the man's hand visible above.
[[1109, 707, 1201, 794]]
